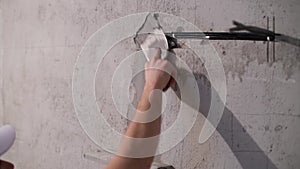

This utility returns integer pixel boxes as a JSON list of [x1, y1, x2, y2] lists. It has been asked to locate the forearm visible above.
[[125, 86, 162, 138], [104, 87, 162, 169], [104, 55, 176, 169]]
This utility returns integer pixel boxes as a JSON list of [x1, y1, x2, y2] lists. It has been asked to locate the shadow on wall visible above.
[[172, 71, 278, 169]]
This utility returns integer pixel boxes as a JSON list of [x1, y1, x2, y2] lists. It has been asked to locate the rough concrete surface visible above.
[[0, 0, 299, 169]]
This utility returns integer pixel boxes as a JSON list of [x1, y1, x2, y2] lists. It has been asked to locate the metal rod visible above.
[[165, 32, 279, 41]]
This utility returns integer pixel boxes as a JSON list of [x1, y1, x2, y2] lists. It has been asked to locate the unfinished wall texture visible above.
[[0, 0, 299, 169]]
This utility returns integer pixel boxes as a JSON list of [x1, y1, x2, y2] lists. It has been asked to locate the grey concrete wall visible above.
[[0, 0, 299, 169]]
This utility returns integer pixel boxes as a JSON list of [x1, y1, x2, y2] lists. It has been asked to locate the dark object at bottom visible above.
[[0, 160, 14, 169]]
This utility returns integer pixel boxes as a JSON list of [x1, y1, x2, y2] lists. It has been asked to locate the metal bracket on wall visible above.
[[265, 16, 276, 62]]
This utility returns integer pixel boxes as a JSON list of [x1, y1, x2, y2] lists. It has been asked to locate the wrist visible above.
[[144, 84, 156, 93], [143, 85, 163, 100]]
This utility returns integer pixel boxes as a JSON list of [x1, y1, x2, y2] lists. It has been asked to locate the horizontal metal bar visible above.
[[165, 32, 281, 41]]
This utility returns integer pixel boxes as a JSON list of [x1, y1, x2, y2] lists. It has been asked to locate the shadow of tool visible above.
[[171, 71, 278, 169], [275, 34, 300, 48], [230, 20, 300, 48]]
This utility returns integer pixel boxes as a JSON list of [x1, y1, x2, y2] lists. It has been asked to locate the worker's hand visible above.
[[144, 49, 177, 91]]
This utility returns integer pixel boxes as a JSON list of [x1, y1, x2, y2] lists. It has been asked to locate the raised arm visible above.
[[104, 50, 176, 169]]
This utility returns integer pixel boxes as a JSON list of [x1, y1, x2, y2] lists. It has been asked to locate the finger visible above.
[[144, 61, 149, 68], [152, 48, 161, 60]]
